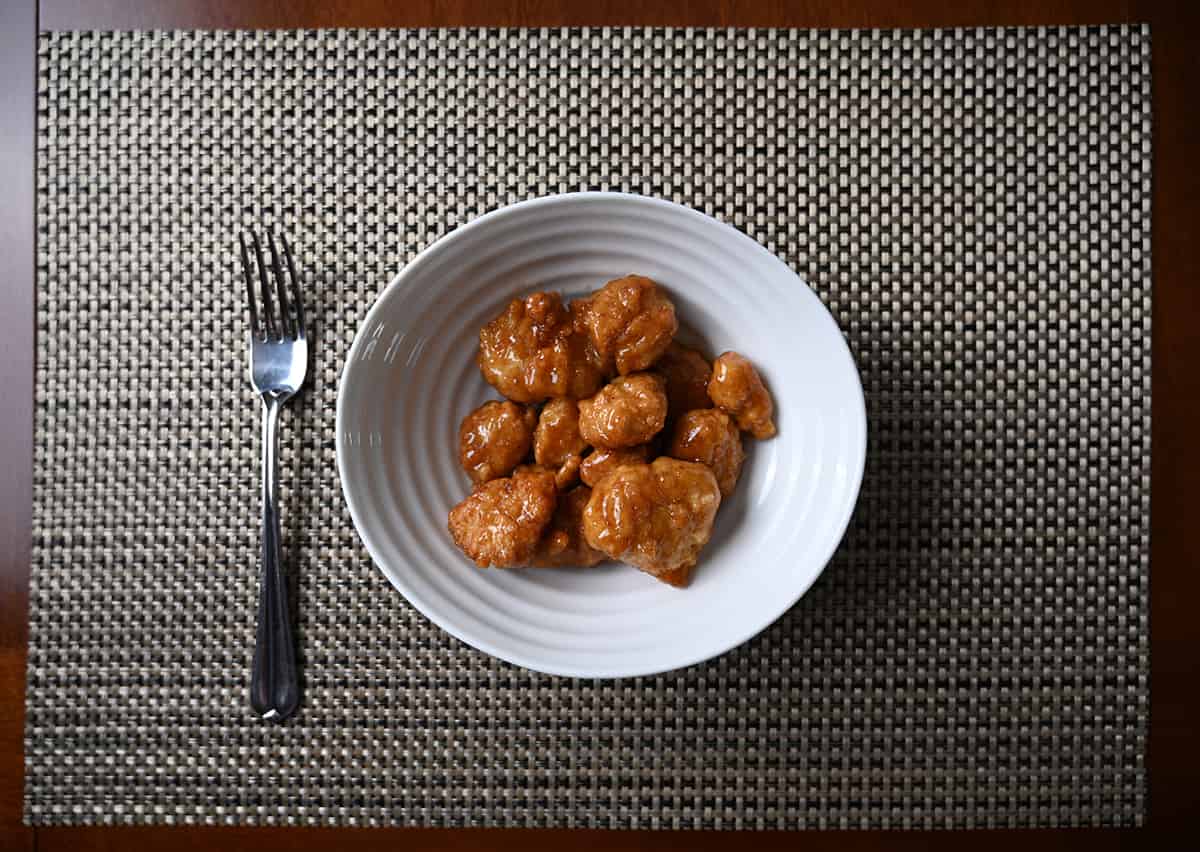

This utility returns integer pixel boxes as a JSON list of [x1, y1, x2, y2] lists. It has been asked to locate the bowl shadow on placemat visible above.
[[735, 326, 960, 659]]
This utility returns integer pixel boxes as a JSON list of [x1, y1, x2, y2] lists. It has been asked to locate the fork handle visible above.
[[250, 396, 301, 721]]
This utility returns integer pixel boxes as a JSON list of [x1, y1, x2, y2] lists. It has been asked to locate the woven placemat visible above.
[[27, 26, 1150, 828]]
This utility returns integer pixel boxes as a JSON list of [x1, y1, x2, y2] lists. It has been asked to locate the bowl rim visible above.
[[335, 190, 868, 678]]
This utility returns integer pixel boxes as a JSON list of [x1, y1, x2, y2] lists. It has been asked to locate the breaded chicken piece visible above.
[[478, 291, 604, 403], [666, 408, 745, 497], [582, 458, 720, 586], [448, 467, 557, 567], [533, 398, 588, 490], [530, 486, 607, 568], [654, 340, 713, 422], [707, 351, 776, 439], [578, 372, 667, 449], [572, 275, 677, 375], [578, 444, 652, 488], [458, 400, 537, 484]]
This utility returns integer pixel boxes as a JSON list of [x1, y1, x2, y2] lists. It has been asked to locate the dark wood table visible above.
[[2, 1, 1196, 849]]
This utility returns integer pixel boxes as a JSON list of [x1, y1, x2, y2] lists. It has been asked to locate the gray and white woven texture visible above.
[[29, 26, 1150, 828]]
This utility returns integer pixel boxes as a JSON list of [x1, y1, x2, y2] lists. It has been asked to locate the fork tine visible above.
[[239, 233, 261, 338], [280, 234, 306, 340], [267, 233, 293, 339], [251, 232, 276, 339]]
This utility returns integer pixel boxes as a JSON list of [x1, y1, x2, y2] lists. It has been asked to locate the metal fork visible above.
[[240, 232, 307, 722]]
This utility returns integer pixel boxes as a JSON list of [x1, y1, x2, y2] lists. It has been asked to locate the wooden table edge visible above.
[[4, 2, 1198, 848]]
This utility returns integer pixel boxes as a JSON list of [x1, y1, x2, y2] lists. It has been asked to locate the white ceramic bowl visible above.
[[336, 192, 866, 678]]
